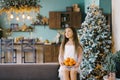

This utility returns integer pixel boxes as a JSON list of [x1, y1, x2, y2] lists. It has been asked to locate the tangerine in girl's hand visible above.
[[64, 57, 76, 66]]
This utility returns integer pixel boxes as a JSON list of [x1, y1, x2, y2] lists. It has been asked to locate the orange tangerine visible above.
[[64, 61, 69, 66], [70, 58, 74, 63], [69, 62, 73, 66], [64, 57, 76, 66], [73, 61, 76, 65], [66, 57, 70, 62]]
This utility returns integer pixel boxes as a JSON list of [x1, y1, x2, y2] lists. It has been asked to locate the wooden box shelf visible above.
[[49, 11, 82, 29]]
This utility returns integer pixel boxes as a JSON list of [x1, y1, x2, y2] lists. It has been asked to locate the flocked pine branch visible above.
[[78, 3, 112, 80]]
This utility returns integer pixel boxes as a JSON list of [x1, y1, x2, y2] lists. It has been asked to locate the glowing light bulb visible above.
[[22, 14, 25, 19], [10, 14, 14, 19], [16, 17, 19, 21], [27, 15, 30, 20]]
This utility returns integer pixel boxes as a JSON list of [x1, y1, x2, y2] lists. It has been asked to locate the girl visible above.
[[58, 27, 83, 80]]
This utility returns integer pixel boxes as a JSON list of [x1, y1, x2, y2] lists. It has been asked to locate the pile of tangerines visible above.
[[63, 57, 76, 66]]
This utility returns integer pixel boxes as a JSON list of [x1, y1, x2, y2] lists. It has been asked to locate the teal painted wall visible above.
[[0, 0, 85, 42], [100, 0, 111, 14], [85, 0, 111, 14], [0, 0, 111, 41]]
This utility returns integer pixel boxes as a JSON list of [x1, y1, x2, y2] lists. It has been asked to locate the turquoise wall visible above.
[[0, 0, 111, 42], [0, 0, 85, 42], [100, 0, 111, 14], [85, 0, 111, 14]]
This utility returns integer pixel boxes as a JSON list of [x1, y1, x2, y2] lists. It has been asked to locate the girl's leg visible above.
[[63, 68, 70, 80], [70, 69, 77, 80]]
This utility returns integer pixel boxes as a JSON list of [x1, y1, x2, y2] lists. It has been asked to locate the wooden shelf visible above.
[[49, 11, 82, 29]]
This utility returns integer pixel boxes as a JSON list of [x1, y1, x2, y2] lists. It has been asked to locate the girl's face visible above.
[[65, 28, 73, 39]]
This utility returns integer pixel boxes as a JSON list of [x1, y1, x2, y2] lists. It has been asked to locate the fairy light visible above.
[[22, 14, 25, 19], [16, 16, 19, 21], [10, 14, 14, 19], [27, 15, 31, 20]]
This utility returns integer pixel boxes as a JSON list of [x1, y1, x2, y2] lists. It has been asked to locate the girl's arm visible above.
[[74, 46, 83, 67], [58, 44, 64, 66]]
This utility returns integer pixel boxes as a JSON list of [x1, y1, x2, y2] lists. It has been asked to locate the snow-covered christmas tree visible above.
[[78, 4, 112, 80]]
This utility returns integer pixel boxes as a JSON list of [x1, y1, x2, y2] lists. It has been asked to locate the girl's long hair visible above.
[[61, 27, 82, 55]]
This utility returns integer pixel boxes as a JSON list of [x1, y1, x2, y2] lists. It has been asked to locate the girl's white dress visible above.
[[58, 45, 80, 80]]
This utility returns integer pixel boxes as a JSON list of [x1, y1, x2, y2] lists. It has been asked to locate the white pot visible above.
[[108, 72, 116, 80], [103, 75, 109, 80], [103, 73, 116, 80]]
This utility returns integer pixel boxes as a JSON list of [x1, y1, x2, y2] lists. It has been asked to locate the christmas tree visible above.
[[78, 4, 112, 80]]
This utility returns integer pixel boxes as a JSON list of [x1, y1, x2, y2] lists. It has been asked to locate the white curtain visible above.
[[112, 0, 120, 52]]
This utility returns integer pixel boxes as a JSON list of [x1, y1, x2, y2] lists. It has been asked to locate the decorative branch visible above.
[[0, 0, 41, 14]]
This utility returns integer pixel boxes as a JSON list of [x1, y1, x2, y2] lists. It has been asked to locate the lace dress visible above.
[[58, 45, 80, 79]]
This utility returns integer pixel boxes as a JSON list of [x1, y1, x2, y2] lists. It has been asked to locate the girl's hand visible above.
[[74, 62, 80, 68], [59, 61, 64, 66]]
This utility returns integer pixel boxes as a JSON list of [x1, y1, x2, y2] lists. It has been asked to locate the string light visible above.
[[16, 16, 19, 21], [9, 13, 32, 21], [22, 14, 25, 19], [27, 15, 31, 20], [10, 14, 14, 19]]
